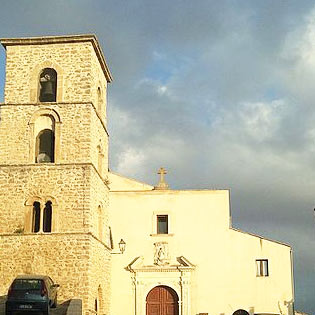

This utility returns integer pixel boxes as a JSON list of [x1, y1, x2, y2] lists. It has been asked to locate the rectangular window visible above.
[[157, 215, 168, 234], [256, 259, 269, 277]]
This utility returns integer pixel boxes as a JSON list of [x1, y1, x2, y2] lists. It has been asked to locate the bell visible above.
[[40, 81, 55, 102], [37, 152, 51, 163]]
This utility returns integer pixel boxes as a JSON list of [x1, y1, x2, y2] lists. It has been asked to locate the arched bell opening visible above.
[[146, 285, 179, 315], [35, 129, 55, 163], [39, 68, 57, 102]]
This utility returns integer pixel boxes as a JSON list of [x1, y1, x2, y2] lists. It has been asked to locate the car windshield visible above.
[[12, 279, 42, 290]]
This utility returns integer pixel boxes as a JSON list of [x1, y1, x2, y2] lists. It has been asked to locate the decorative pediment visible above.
[[126, 254, 195, 315], [125, 255, 195, 272], [176, 256, 195, 268]]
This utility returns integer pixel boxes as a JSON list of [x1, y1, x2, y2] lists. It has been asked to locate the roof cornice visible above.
[[0, 34, 113, 83]]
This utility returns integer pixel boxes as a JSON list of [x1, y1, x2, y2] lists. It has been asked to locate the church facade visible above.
[[0, 35, 294, 315]]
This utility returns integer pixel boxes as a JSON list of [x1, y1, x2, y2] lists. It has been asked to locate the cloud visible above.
[[1, 0, 315, 312]]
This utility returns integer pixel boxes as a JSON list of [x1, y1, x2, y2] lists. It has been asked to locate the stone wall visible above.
[[90, 105, 109, 179], [87, 236, 111, 315], [0, 233, 111, 314], [0, 103, 108, 170], [0, 164, 109, 235], [4, 42, 95, 104], [90, 47, 108, 124], [0, 35, 112, 315], [89, 165, 110, 244]]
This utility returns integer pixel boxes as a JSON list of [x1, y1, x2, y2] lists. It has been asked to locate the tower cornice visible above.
[[0, 34, 113, 83]]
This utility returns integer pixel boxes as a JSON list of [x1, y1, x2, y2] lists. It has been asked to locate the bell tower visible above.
[[0, 35, 113, 314]]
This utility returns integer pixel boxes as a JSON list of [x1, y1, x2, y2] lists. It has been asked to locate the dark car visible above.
[[5, 274, 59, 315]]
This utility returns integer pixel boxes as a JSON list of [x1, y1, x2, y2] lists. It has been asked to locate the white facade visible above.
[[108, 172, 294, 315]]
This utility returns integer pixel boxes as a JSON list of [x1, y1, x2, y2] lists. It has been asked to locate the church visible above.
[[0, 35, 294, 315]]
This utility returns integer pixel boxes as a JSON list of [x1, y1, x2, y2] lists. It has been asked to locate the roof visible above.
[[15, 274, 49, 280], [231, 227, 292, 248], [0, 34, 113, 83]]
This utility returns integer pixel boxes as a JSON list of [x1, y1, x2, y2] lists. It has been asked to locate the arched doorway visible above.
[[146, 285, 179, 315]]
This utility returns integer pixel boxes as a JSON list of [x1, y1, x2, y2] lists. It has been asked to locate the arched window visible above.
[[43, 201, 52, 232], [31, 201, 53, 233], [29, 109, 60, 164], [94, 298, 98, 314], [98, 205, 103, 241], [34, 115, 55, 163], [97, 285, 103, 314], [39, 68, 57, 102], [32, 202, 41, 233], [97, 87, 102, 113], [97, 145, 104, 176], [36, 129, 55, 163]]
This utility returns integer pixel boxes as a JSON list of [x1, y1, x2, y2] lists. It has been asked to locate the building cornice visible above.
[[0, 34, 113, 83]]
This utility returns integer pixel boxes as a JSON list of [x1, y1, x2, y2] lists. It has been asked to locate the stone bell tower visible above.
[[0, 35, 112, 314]]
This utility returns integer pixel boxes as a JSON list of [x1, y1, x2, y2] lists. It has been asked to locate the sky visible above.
[[0, 0, 315, 313]]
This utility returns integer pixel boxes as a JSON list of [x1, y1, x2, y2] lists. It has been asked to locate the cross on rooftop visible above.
[[154, 167, 169, 190]]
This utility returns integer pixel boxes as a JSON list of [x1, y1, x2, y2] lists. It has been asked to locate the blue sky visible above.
[[1, 1, 315, 313]]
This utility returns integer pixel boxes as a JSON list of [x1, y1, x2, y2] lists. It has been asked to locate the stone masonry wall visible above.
[[87, 237, 111, 315], [90, 47, 108, 125], [0, 164, 107, 234], [0, 103, 108, 169], [89, 165, 110, 244], [0, 233, 90, 301], [0, 36, 112, 315], [4, 42, 96, 104], [0, 233, 111, 314], [90, 104, 109, 178]]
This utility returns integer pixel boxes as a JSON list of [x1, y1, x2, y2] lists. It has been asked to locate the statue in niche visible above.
[[154, 242, 170, 266]]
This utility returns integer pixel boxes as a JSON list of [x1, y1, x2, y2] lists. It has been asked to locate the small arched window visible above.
[[97, 285, 103, 315], [43, 201, 52, 232], [32, 201, 41, 233], [36, 129, 55, 163], [32, 201, 53, 233], [97, 144, 104, 176], [98, 205, 103, 241], [97, 87, 102, 113], [39, 68, 57, 102]]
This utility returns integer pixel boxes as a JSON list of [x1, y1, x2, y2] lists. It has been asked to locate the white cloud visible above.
[[116, 147, 146, 175], [157, 85, 168, 95]]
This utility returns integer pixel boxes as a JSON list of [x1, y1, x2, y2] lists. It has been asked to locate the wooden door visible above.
[[146, 286, 179, 315]]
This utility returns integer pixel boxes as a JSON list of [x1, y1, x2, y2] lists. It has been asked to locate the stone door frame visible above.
[[126, 256, 195, 315]]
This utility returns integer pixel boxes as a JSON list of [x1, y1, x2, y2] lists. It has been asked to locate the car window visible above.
[[12, 279, 42, 290]]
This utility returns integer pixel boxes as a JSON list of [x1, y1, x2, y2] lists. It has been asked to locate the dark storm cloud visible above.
[[0, 0, 315, 312]]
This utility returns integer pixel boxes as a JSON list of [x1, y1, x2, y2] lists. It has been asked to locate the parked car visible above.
[[5, 274, 59, 315]]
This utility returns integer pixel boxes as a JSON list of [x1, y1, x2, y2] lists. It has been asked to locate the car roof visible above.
[[15, 275, 49, 280]]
